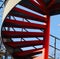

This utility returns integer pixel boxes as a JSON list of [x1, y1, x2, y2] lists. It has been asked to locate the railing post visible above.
[[5, 50, 8, 59], [54, 38, 56, 59]]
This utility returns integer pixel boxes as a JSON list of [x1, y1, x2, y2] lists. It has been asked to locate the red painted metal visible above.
[[37, 0, 46, 7], [4, 40, 44, 48], [43, 16, 50, 59], [2, 0, 52, 59], [19, 3, 46, 15], [47, 0, 55, 8], [50, 4, 60, 11], [2, 31, 44, 38], [4, 19, 46, 29], [10, 7, 47, 22], [13, 48, 43, 57], [19, 0, 46, 15], [29, 0, 48, 14], [2, 0, 60, 58]]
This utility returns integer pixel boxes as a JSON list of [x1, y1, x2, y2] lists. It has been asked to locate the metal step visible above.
[[3, 19, 46, 29], [18, 0, 47, 15], [2, 31, 44, 38], [9, 7, 47, 22], [4, 40, 44, 48], [29, 0, 48, 14], [13, 48, 43, 57]]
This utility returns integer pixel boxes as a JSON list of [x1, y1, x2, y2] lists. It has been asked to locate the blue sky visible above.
[[50, 15, 60, 38], [50, 15, 60, 58]]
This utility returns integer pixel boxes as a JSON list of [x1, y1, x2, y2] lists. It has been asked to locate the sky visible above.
[[50, 15, 60, 38], [0, 1, 3, 31], [50, 15, 60, 58]]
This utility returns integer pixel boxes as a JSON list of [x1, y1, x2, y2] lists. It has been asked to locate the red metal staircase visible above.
[[1, 6, 50, 59], [1, 0, 57, 59]]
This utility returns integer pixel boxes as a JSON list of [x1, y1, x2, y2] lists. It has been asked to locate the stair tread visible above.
[[13, 48, 43, 57], [18, 0, 46, 15], [3, 19, 46, 29], [9, 7, 47, 22], [2, 31, 44, 38], [29, 0, 48, 14], [4, 40, 44, 48]]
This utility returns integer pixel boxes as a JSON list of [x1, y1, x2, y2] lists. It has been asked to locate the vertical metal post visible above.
[[54, 38, 56, 59], [43, 15, 50, 59], [5, 50, 8, 59]]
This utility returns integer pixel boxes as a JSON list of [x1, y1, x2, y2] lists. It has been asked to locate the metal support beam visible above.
[[43, 15, 50, 59], [47, 0, 55, 8], [37, 0, 46, 7]]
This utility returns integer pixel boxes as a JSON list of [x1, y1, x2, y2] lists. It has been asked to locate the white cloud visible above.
[[58, 24, 60, 26]]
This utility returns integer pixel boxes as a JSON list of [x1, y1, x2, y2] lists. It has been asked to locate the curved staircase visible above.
[[2, 0, 60, 59]]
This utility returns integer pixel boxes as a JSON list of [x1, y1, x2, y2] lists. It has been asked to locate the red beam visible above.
[[29, 0, 48, 14], [50, 4, 60, 11], [2, 31, 44, 38], [37, 0, 46, 7], [10, 7, 47, 22], [4, 19, 46, 29], [13, 48, 43, 57], [43, 16, 50, 59], [47, 0, 55, 8], [4, 40, 44, 48]]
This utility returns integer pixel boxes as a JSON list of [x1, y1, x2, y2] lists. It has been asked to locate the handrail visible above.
[[0, 0, 5, 9], [50, 34, 60, 59], [49, 45, 60, 51], [50, 34, 60, 40]]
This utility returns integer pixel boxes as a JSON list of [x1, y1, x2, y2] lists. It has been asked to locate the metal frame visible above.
[[0, 0, 60, 59]]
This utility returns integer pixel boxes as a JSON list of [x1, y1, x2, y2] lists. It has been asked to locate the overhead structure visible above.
[[1, 0, 60, 59]]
